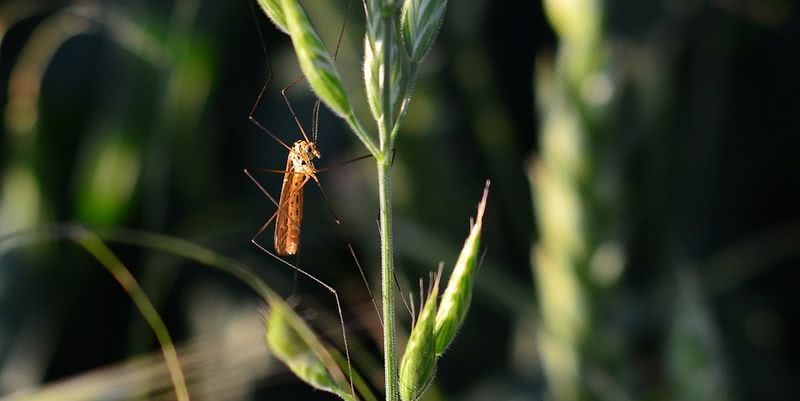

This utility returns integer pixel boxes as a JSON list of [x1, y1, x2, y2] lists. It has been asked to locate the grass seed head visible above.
[[399, 267, 443, 401], [265, 297, 355, 401], [401, 0, 448, 62], [257, 0, 289, 34], [434, 180, 489, 355], [280, 0, 354, 119]]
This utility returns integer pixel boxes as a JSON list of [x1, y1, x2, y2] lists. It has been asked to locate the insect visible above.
[[244, 71, 374, 288], [274, 139, 319, 255]]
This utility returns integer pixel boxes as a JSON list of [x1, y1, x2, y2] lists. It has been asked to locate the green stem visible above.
[[378, 157, 397, 401], [346, 113, 380, 158], [378, 2, 399, 399]]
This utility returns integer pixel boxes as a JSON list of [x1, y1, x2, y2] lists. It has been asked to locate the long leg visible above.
[[246, 172, 355, 399], [314, 147, 393, 173], [316, 153, 374, 173], [286, 0, 353, 144], [251, 240, 355, 398], [248, 73, 292, 152], [247, 2, 292, 152], [246, 153, 374, 176], [310, 175, 384, 328], [246, 172, 308, 247], [248, 157, 387, 324], [374, 217, 414, 319], [246, 166, 304, 294], [243, 168, 281, 207]]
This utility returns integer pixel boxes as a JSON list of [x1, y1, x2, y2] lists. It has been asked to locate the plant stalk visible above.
[[378, 157, 397, 401], [378, 2, 398, 398]]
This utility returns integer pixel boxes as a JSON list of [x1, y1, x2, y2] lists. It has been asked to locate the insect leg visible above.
[[316, 153, 374, 173], [310, 175, 384, 328], [248, 171, 355, 399], [251, 238, 355, 399], [243, 168, 284, 207], [374, 218, 415, 320], [247, 2, 292, 152]]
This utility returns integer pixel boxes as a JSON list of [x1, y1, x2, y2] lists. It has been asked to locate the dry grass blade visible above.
[[0, 226, 190, 401], [0, 317, 271, 401]]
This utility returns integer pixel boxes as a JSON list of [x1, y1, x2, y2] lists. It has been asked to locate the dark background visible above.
[[0, 0, 797, 400]]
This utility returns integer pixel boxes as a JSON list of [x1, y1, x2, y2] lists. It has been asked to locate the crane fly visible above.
[[273, 138, 319, 256]]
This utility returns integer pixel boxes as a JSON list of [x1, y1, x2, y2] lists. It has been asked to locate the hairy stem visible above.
[[378, 156, 397, 401], [378, 2, 398, 400]]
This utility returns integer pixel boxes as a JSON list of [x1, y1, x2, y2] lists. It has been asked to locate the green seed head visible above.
[[401, 0, 447, 62], [281, 0, 353, 119], [256, 0, 289, 34], [399, 269, 442, 401], [434, 180, 489, 355], [364, 36, 407, 126], [265, 296, 355, 401]]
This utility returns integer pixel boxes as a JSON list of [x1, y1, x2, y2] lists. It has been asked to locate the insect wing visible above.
[[275, 157, 306, 255]]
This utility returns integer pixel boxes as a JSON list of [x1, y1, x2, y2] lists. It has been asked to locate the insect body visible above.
[[275, 139, 321, 255]]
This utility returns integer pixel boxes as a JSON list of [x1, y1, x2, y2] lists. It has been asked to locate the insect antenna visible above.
[[281, 74, 314, 143], [281, 0, 353, 145], [312, 98, 322, 143], [310, 0, 352, 144]]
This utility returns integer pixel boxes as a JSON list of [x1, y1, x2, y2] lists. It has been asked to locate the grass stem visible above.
[[378, 156, 397, 401], [378, 2, 399, 399]]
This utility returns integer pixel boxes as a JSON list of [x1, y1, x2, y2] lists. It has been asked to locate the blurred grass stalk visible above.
[[529, 0, 617, 400], [0, 225, 314, 401], [1, 319, 271, 401], [0, 5, 95, 237], [531, 1, 735, 400], [0, 226, 191, 401]]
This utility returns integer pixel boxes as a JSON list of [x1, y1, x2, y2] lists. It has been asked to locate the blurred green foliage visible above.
[[0, 0, 798, 400]]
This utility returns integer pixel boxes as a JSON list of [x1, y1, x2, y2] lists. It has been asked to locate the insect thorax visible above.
[[290, 140, 320, 174]]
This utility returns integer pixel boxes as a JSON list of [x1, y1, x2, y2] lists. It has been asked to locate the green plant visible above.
[[255, 1, 489, 400]]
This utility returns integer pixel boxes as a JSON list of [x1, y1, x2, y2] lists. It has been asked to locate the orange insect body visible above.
[[274, 139, 321, 255]]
